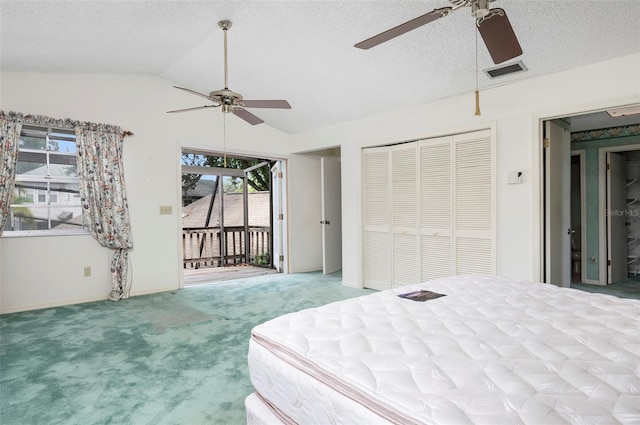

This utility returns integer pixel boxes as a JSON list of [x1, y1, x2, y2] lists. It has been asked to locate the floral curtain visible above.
[[75, 123, 133, 301], [0, 112, 23, 236]]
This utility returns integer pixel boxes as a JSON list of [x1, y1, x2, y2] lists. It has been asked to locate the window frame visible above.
[[2, 125, 89, 237]]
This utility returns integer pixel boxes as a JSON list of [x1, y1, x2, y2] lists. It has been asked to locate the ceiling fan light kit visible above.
[[167, 20, 291, 126]]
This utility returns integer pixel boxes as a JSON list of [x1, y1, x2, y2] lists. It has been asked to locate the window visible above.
[[5, 125, 87, 235]]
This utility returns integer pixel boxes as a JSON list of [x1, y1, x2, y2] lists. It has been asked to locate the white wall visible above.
[[0, 72, 290, 313], [290, 53, 640, 288], [2, 54, 639, 311]]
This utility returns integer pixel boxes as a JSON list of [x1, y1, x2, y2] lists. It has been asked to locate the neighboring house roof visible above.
[[182, 192, 270, 228], [183, 179, 217, 199], [23, 163, 77, 178]]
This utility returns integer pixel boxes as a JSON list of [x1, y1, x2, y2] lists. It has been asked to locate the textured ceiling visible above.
[[1, 0, 639, 134]]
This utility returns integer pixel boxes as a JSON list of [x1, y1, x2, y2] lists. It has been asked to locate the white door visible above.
[[545, 120, 572, 287], [607, 152, 628, 283], [453, 130, 494, 275], [321, 157, 342, 274], [419, 137, 453, 280], [271, 162, 285, 272], [362, 147, 392, 290], [391, 144, 419, 287]]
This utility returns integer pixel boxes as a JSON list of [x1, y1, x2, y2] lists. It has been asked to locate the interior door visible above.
[[321, 157, 342, 274], [545, 120, 572, 287], [362, 147, 392, 290], [607, 152, 628, 283]]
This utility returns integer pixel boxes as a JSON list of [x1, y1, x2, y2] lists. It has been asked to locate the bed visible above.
[[245, 274, 640, 424]]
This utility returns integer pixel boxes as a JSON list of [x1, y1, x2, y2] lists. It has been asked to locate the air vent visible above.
[[483, 60, 527, 79]]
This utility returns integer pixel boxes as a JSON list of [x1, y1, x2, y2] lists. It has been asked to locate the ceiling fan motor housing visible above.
[[471, 0, 490, 18], [210, 89, 244, 113]]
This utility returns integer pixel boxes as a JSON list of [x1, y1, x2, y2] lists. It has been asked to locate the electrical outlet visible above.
[[83, 266, 91, 277], [159, 206, 172, 215]]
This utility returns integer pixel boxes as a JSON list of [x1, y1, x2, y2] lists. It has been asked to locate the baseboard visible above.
[[0, 295, 108, 315], [289, 267, 322, 273], [340, 279, 363, 289], [0, 286, 181, 315]]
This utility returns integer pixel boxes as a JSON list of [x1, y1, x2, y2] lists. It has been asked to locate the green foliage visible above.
[[181, 153, 271, 193], [255, 252, 270, 265], [223, 176, 244, 193], [11, 194, 35, 228]]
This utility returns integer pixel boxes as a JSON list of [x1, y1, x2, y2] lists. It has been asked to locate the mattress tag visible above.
[[398, 289, 446, 302]]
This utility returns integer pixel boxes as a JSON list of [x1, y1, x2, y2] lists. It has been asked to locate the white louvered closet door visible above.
[[454, 130, 495, 274], [391, 144, 419, 288], [362, 129, 494, 289], [363, 147, 392, 290], [419, 137, 454, 280]]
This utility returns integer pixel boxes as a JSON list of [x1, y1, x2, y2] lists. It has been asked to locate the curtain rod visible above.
[[22, 114, 134, 138]]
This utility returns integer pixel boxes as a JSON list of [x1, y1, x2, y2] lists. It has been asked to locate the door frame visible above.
[[291, 147, 342, 273], [598, 144, 640, 284], [177, 146, 289, 288], [535, 101, 640, 284]]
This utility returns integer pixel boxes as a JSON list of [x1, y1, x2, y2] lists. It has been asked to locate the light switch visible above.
[[507, 171, 524, 185], [159, 206, 172, 215]]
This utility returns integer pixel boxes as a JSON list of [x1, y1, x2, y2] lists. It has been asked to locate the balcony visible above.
[[182, 226, 271, 269]]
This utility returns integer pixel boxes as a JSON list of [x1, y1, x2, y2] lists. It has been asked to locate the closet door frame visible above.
[[362, 128, 496, 290]]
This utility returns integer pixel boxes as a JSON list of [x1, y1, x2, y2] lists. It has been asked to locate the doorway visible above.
[[180, 149, 287, 285], [601, 147, 640, 284], [543, 107, 640, 287], [294, 147, 342, 275]]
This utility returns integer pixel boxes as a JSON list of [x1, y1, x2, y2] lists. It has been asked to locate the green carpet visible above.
[[571, 275, 640, 300], [0, 271, 373, 425]]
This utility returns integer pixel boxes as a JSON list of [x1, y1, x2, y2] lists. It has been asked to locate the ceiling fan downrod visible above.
[[218, 20, 232, 90]]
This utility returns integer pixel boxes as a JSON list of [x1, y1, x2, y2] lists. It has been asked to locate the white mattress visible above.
[[248, 274, 640, 424], [245, 392, 287, 425]]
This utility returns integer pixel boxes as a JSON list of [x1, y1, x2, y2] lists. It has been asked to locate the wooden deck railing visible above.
[[182, 226, 271, 269]]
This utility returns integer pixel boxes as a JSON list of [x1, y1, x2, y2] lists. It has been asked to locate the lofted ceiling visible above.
[[1, 0, 639, 134]]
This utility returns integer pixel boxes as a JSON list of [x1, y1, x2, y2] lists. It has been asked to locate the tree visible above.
[[180, 153, 271, 193], [11, 192, 35, 229], [181, 153, 206, 194]]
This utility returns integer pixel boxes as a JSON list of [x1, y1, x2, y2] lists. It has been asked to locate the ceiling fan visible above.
[[355, 0, 522, 65], [168, 20, 291, 125]]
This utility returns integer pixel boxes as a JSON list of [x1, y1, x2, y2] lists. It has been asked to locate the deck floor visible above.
[[183, 264, 279, 287]]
